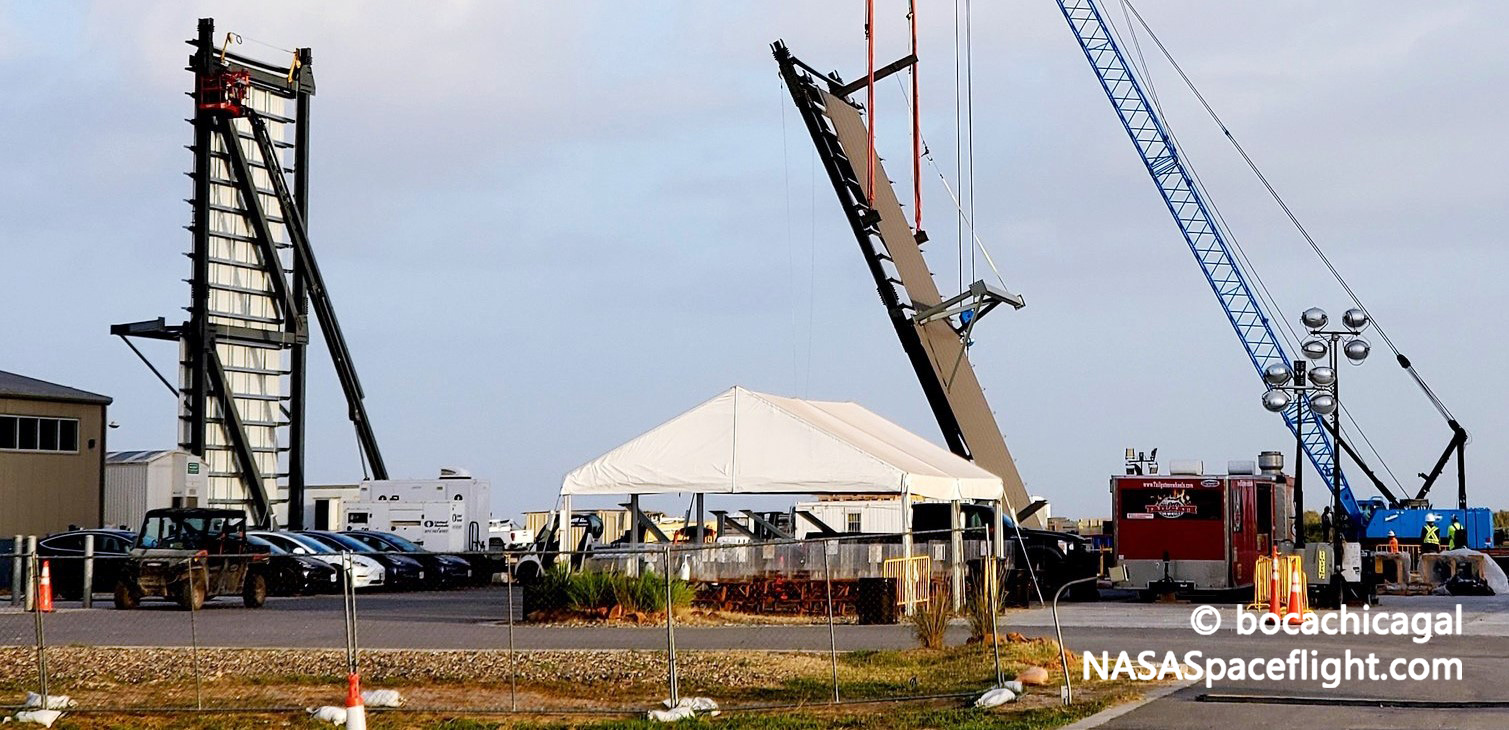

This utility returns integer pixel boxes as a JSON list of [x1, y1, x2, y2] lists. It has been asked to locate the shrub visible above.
[[910, 586, 952, 650], [565, 570, 616, 611], [965, 580, 1004, 640]]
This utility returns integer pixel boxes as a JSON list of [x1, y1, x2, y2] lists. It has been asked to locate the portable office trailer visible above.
[[103, 450, 207, 529]]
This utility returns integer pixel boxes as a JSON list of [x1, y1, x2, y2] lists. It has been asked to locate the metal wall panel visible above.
[[180, 84, 295, 512]]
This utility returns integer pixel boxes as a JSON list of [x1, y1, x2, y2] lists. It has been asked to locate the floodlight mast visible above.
[[772, 41, 1040, 527]]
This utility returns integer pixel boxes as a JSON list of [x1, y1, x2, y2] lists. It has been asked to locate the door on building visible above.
[[314, 499, 332, 530]]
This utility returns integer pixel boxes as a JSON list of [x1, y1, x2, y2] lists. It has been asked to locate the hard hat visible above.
[[1451, 515, 1461, 522], [1387, 530, 1395, 537], [1426, 515, 1438, 523]]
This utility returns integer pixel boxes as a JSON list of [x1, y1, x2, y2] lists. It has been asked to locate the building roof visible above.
[[561, 386, 1005, 502], [0, 370, 112, 406], [107, 450, 180, 465]]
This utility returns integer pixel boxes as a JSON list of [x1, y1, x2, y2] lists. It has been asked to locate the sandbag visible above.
[[974, 687, 1018, 707], [307, 706, 346, 724], [361, 689, 404, 708], [20, 695, 73, 711], [11, 710, 63, 728], [647, 705, 695, 722]]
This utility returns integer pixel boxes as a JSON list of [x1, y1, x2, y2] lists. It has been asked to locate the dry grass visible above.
[[1, 642, 1142, 729]]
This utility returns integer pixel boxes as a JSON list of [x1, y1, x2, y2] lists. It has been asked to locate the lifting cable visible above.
[[909, 0, 922, 232], [965, 0, 977, 284], [1122, 0, 1455, 425], [894, 76, 1017, 297], [865, 0, 877, 204], [1109, 2, 1411, 492], [953, 0, 965, 292]]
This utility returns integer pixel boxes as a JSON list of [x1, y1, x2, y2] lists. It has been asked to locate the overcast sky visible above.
[[3, 1, 1504, 521]]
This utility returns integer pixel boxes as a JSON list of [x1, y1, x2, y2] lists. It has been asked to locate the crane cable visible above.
[[1121, 0, 1455, 425], [866, 0, 876, 205], [893, 75, 1017, 297], [1106, 3, 1408, 493], [909, 0, 922, 232]]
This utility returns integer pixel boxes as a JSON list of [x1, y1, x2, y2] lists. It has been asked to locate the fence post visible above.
[[23, 536, 37, 612], [988, 554, 1003, 687], [343, 552, 359, 677], [81, 533, 95, 609], [189, 556, 203, 710], [823, 538, 839, 704], [31, 555, 47, 702], [664, 542, 679, 706], [11, 534, 24, 606], [506, 550, 518, 712]]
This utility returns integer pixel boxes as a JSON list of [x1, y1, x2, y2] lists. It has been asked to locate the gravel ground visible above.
[[0, 646, 826, 690]]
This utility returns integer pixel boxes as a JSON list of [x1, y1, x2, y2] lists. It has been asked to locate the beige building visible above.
[[0, 371, 111, 536]]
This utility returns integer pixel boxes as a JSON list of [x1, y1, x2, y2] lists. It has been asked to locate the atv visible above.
[[114, 508, 270, 610]]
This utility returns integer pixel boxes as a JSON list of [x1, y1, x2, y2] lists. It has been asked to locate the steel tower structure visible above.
[[114, 18, 385, 528]]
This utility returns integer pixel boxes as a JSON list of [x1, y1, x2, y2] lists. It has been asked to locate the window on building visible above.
[[846, 512, 863, 533], [0, 415, 81, 453]]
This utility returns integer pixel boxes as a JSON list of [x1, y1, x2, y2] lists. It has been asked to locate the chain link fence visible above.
[[0, 527, 1089, 721]]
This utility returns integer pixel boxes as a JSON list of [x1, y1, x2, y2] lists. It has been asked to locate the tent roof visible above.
[[561, 386, 1003, 501]]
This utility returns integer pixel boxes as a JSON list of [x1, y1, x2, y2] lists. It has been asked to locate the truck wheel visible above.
[[177, 577, 206, 611], [113, 580, 140, 610], [242, 573, 268, 608]]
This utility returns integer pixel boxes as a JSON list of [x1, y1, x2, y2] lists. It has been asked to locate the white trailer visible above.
[[793, 499, 905, 539], [341, 470, 491, 552]]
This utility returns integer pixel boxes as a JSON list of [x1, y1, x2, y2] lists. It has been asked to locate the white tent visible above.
[[560, 386, 1004, 502]]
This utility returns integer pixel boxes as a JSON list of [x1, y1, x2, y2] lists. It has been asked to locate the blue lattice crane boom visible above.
[[1051, 0, 1362, 524]]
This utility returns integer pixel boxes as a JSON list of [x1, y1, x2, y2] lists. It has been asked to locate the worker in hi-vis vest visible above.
[[1386, 531, 1400, 553], [1421, 515, 1442, 553], [1448, 516, 1467, 550]]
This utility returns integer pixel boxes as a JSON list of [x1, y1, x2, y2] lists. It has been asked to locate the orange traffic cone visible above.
[[344, 672, 366, 730], [1284, 558, 1304, 625], [1266, 548, 1281, 622], [36, 560, 54, 613]]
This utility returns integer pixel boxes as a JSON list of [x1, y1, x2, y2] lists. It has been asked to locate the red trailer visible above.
[[1112, 461, 1293, 595]]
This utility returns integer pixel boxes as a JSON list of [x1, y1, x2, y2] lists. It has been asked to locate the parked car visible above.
[[295, 531, 425, 590], [250, 531, 385, 590], [341, 530, 472, 588], [36, 529, 135, 601], [115, 508, 269, 610], [247, 535, 341, 595]]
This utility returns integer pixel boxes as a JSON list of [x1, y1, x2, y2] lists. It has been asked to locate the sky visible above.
[[2, 1, 1505, 522]]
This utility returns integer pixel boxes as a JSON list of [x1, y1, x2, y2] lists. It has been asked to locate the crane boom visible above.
[[1053, 0, 1360, 520]]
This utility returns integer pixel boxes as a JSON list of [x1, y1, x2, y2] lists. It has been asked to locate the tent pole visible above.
[[950, 499, 964, 611], [695, 494, 705, 544], [559, 493, 572, 574], [629, 494, 642, 576]]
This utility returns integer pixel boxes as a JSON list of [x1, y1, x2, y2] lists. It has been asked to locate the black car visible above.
[[36, 529, 136, 601], [295, 531, 425, 590], [247, 535, 341, 595], [341, 530, 472, 589]]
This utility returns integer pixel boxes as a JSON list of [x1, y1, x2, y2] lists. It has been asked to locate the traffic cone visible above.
[[1284, 557, 1304, 625], [36, 560, 54, 613], [1266, 548, 1281, 622], [344, 672, 366, 730]]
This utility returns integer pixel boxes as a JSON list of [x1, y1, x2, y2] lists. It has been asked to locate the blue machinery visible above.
[[1055, 1, 1488, 543]]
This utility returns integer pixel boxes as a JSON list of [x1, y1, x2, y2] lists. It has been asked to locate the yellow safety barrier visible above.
[[882, 554, 931, 611], [1248, 553, 1311, 618]]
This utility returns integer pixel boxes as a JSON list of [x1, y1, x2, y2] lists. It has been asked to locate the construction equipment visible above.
[[113, 19, 385, 528], [772, 40, 1098, 600], [1053, 0, 1486, 547]]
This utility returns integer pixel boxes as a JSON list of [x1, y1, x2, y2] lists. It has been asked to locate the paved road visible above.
[[4, 590, 1505, 728]]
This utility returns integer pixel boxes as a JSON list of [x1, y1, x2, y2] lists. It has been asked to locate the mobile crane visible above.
[[1053, 0, 1488, 551]]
